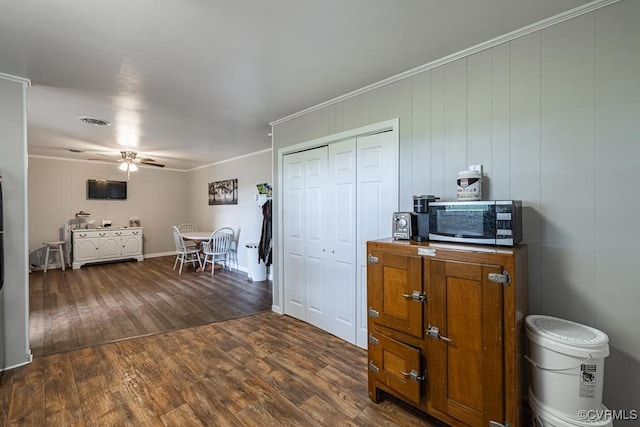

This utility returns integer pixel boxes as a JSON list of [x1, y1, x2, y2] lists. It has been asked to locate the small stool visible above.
[[43, 240, 66, 273]]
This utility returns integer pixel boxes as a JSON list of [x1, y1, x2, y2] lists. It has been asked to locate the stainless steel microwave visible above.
[[428, 200, 522, 246]]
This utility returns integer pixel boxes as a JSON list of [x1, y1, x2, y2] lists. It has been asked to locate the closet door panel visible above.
[[327, 139, 357, 342], [304, 148, 329, 329], [283, 155, 306, 319], [356, 131, 399, 348], [283, 147, 328, 322]]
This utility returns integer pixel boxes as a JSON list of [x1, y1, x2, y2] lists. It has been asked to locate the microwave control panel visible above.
[[495, 202, 522, 244]]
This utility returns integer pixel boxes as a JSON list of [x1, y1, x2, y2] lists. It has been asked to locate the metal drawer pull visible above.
[[400, 370, 426, 382], [402, 290, 426, 303], [426, 325, 452, 343], [368, 333, 379, 346], [488, 271, 511, 286], [367, 254, 379, 264], [369, 361, 380, 374]]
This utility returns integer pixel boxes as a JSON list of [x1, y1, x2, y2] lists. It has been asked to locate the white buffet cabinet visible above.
[[72, 227, 143, 269]]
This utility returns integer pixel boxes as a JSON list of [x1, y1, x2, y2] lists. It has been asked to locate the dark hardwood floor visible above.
[[0, 256, 441, 426], [29, 256, 273, 357]]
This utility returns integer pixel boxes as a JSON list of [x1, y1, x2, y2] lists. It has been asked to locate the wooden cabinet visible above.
[[367, 239, 528, 427], [72, 227, 143, 269]]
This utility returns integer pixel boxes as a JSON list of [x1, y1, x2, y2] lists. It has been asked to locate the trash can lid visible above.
[[246, 243, 259, 248], [525, 315, 609, 348]]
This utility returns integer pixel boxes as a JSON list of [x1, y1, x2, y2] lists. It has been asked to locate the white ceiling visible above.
[[1, 0, 592, 170]]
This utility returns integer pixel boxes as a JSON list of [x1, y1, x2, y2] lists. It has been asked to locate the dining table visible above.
[[181, 231, 213, 242], [181, 231, 219, 272]]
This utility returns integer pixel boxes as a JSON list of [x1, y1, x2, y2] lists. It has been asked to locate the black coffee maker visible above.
[[412, 195, 439, 241]]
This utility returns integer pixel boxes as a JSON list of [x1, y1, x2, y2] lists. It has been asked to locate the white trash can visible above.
[[529, 388, 612, 427], [525, 315, 609, 420], [246, 243, 266, 282]]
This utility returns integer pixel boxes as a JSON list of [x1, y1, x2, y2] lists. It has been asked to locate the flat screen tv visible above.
[[87, 179, 127, 200]]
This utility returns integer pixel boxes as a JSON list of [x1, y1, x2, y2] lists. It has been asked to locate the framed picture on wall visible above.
[[208, 178, 238, 205]]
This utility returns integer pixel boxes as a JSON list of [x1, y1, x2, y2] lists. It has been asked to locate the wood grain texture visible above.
[[0, 255, 441, 425], [1, 313, 441, 426], [29, 256, 273, 357]]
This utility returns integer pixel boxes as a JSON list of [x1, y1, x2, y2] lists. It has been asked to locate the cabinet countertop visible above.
[[370, 237, 525, 255], [72, 226, 143, 232]]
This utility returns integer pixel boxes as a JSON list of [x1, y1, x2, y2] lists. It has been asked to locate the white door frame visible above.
[[274, 118, 399, 315]]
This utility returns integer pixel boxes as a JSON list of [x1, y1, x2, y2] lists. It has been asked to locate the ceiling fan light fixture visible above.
[[119, 162, 129, 171], [79, 116, 111, 126], [128, 163, 138, 172]]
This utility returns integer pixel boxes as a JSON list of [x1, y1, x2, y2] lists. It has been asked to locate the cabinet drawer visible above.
[[368, 331, 423, 405], [73, 231, 100, 239], [119, 228, 142, 236]]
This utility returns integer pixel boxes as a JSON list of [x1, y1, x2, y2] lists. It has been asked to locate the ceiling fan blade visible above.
[[88, 157, 118, 162], [94, 152, 119, 159], [140, 160, 165, 168]]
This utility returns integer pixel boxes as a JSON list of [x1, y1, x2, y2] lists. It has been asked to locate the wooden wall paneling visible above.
[[594, 0, 640, 348], [540, 13, 595, 324], [291, 110, 321, 147], [358, 91, 372, 128], [388, 79, 413, 210], [490, 43, 512, 200], [429, 67, 446, 199], [368, 85, 389, 126], [467, 49, 493, 197], [273, 120, 293, 314], [327, 102, 343, 136], [411, 71, 431, 196], [342, 96, 361, 131], [593, 0, 640, 410], [510, 32, 543, 314], [444, 59, 468, 201]]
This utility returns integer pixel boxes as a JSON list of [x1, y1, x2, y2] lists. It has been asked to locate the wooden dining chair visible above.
[[178, 223, 199, 249], [201, 227, 234, 275], [172, 226, 202, 274]]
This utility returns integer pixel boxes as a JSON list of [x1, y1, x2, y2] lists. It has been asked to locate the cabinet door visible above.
[[368, 331, 422, 404], [121, 233, 142, 256], [99, 236, 121, 258], [427, 259, 504, 427], [73, 236, 99, 262], [367, 250, 423, 338]]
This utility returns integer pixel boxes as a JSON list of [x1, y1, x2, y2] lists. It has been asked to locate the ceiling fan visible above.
[[88, 150, 165, 179]]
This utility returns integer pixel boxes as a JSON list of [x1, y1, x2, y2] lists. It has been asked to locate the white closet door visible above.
[[282, 147, 328, 322], [282, 128, 398, 348], [325, 139, 357, 342], [356, 131, 399, 348]]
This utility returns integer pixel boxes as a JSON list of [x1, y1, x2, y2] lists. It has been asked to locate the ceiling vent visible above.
[[79, 116, 111, 126]]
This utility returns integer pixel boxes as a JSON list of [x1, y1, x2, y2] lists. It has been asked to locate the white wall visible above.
[[187, 149, 272, 273], [0, 75, 31, 370], [28, 157, 189, 261], [271, 0, 640, 417]]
